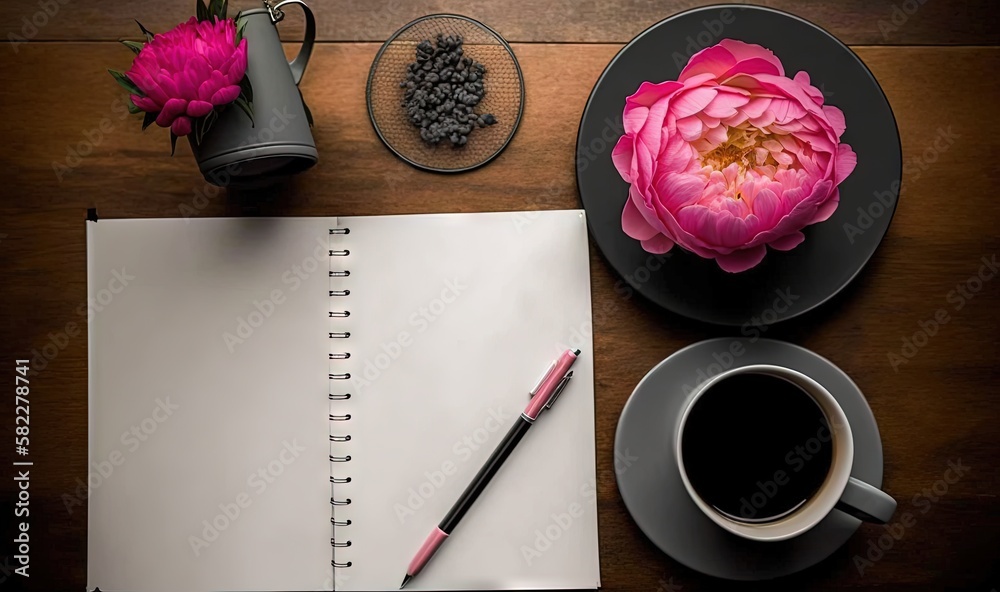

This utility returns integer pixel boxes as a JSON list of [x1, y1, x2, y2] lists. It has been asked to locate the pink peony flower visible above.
[[611, 39, 857, 272], [127, 17, 248, 137]]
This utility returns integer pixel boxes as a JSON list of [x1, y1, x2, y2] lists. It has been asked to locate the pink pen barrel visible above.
[[407, 527, 449, 577], [523, 349, 578, 420]]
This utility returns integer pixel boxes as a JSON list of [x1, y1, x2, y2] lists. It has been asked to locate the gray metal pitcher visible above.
[[190, 0, 317, 186]]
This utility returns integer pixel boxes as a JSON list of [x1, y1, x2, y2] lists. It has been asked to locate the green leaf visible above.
[[235, 16, 248, 44], [127, 98, 142, 114], [196, 0, 209, 22], [135, 20, 155, 42], [120, 39, 144, 55], [193, 118, 204, 146], [208, 0, 227, 20], [239, 75, 253, 103], [234, 96, 254, 127], [108, 69, 143, 96], [142, 111, 158, 130], [195, 110, 218, 145], [170, 132, 179, 156], [299, 88, 314, 127]]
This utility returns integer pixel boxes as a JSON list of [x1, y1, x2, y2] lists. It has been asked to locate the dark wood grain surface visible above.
[[0, 1, 998, 591]]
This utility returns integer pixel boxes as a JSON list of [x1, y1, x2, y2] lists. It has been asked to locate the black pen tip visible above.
[[400, 574, 412, 589], [573, 349, 581, 356]]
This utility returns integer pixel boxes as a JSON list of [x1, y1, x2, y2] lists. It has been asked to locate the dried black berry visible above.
[[401, 33, 497, 147]]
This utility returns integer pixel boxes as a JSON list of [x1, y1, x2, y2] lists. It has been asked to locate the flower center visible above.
[[702, 128, 757, 172], [699, 126, 790, 200]]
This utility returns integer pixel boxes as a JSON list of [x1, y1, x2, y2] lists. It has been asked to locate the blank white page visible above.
[[330, 210, 600, 590], [87, 218, 335, 591]]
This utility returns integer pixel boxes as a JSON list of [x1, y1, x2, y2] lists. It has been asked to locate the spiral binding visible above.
[[329, 226, 352, 571]]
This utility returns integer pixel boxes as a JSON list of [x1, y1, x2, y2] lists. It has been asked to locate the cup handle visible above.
[[271, 0, 316, 85], [836, 476, 897, 523]]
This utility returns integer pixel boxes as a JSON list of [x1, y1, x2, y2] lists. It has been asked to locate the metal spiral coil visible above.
[[329, 228, 352, 568]]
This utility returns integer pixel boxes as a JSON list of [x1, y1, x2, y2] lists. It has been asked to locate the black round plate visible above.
[[577, 5, 901, 326]]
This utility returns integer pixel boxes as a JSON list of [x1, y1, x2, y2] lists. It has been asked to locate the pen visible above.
[[399, 348, 581, 589]]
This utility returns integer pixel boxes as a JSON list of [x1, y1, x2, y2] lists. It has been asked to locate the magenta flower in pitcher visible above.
[[108, 0, 254, 153], [612, 39, 857, 273]]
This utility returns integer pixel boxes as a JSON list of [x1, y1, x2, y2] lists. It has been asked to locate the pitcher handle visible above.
[[270, 0, 316, 85]]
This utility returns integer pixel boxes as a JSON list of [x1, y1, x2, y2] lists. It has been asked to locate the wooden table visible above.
[[1, 1, 997, 590]]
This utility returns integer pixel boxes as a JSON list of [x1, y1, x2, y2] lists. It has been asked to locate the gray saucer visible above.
[[614, 338, 884, 580]]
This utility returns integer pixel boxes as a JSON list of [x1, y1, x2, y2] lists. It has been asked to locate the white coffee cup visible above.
[[675, 364, 896, 542]]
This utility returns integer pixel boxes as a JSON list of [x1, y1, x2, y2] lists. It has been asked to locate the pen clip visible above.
[[529, 361, 555, 397], [544, 371, 573, 410]]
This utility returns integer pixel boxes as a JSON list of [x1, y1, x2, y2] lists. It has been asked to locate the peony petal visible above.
[[170, 115, 193, 136], [623, 106, 649, 136], [749, 187, 782, 228], [636, 96, 673, 157], [719, 57, 782, 81], [834, 144, 857, 185], [640, 234, 675, 254], [740, 97, 771, 119], [793, 130, 836, 154], [749, 110, 776, 128], [701, 90, 750, 118], [611, 135, 636, 183], [704, 124, 728, 146], [622, 194, 661, 240], [676, 205, 722, 246], [822, 104, 847, 138], [226, 39, 248, 84], [209, 84, 241, 106], [130, 94, 160, 112], [679, 44, 737, 81], [186, 99, 214, 118], [715, 244, 767, 273], [155, 98, 188, 127], [793, 71, 825, 106], [717, 39, 785, 76], [656, 172, 706, 210], [659, 133, 697, 172], [627, 80, 683, 109], [714, 211, 752, 247], [671, 87, 718, 119], [675, 115, 704, 141], [810, 189, 840, 224], [768, 231, 805, 251]]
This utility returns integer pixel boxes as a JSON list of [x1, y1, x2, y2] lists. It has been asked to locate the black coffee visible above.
[[681, 373, 833, 523]]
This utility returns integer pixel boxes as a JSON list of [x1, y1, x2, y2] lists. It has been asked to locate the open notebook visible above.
[[86, 211, 600, 591]]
